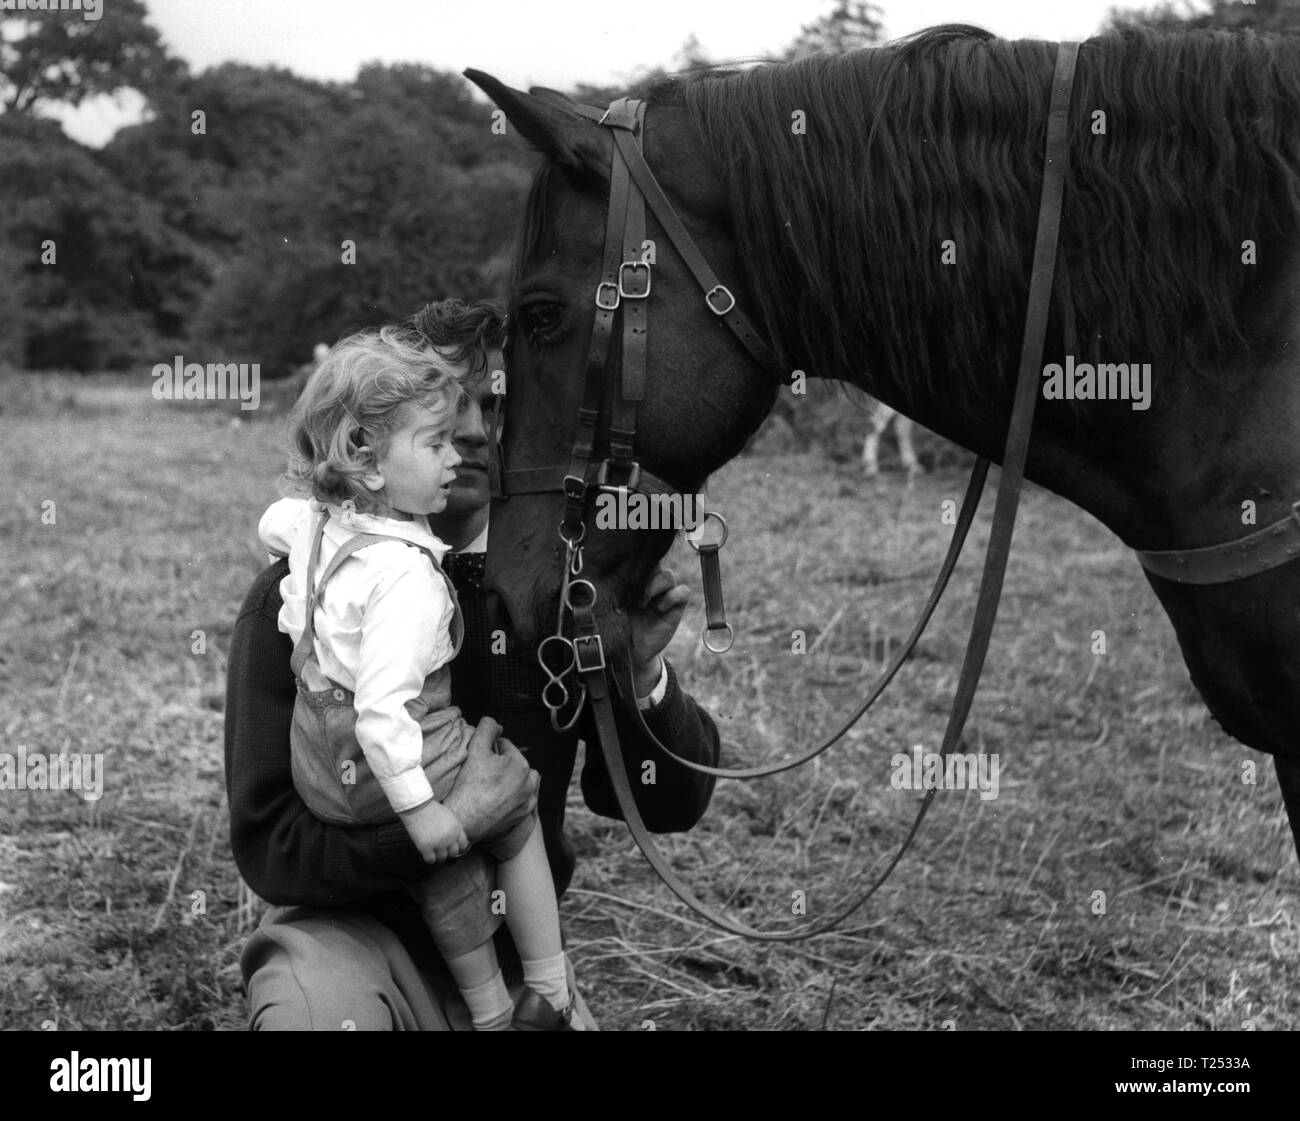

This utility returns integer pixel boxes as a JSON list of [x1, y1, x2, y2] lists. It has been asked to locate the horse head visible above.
[[464, 71, 781, 654]]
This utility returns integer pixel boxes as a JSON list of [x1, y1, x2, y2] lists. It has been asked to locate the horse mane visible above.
[[628, 24, 1300, 416]]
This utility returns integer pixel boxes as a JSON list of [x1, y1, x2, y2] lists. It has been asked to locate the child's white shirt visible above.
[[259, 497, 456, 815]]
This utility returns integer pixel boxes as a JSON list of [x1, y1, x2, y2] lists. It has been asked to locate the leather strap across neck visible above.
[[1136, 500, 1300, 584]]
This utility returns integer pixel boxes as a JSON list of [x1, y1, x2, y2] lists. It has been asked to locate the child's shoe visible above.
[[512, 987, 578, 1031]]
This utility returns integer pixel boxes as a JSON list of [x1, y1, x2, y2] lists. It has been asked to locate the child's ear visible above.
[[357, 445, 384, 492]]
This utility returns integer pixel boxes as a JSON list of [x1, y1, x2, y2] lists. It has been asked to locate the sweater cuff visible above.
[[635, 657, 669, 710], [376, 820, 426, 874], [642, 662, 688, 743]]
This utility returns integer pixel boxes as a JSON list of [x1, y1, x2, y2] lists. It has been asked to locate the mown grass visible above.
[[1, 370, 1297, 1031]]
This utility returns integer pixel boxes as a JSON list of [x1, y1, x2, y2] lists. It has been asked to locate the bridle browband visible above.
[[494, 41, 1300, 940]]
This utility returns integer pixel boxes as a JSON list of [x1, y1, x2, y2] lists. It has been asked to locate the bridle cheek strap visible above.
[[605, 123, 786, 385]]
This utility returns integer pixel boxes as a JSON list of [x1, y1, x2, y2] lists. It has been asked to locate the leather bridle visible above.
[[492, 41, 1300, 940]]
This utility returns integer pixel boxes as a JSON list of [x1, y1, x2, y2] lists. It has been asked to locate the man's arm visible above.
[[224, 561, 537, 907], [577, 566, 722, 832], [578, 658, 720, 833]]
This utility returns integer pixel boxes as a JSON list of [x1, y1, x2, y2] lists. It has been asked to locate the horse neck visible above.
[[792, 280, 1300, 558]]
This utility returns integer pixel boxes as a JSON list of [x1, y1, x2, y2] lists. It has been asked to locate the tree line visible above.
[[1, 0, 1289, 376]]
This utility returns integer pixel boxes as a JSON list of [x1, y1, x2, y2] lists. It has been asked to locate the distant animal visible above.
[[861, 402, 921, 477]]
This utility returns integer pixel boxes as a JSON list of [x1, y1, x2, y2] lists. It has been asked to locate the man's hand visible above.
[[442, 717, 539, 844], [629, 566, 692, 696], [400, 799, 469, 865]]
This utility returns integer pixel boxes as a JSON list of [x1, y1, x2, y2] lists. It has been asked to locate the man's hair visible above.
[[404, 298, 506, 378], [283, 324, 462, 517]]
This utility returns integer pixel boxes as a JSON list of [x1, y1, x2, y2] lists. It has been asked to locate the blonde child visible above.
[[258, 325, 578, 1030]]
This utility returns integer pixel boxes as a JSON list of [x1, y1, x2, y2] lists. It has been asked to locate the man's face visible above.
[[441, 354, 500, 519]]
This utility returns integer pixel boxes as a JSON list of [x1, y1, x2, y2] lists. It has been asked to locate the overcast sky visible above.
[[56, 0, 1172, 145]]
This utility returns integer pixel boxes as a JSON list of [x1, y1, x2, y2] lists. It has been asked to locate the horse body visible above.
[[469, 24, 1300, 853]]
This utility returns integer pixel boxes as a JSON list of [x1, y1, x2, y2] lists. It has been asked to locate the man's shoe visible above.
[[512, 987, 577, 1031]]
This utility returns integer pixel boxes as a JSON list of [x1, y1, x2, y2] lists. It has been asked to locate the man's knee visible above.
[[241, 906, 451, 1031]]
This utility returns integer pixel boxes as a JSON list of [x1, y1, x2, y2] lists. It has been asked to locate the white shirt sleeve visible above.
[[635, 657, 670, 710], [259, 497, 306, 560], [351, 551, 457, 814]]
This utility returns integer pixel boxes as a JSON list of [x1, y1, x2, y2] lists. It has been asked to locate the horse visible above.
[[466, 23, 1300, 862], [862, 401, 921, 477]]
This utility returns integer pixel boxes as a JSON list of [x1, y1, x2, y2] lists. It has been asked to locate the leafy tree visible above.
[[569, 2, 885, 112], [0, 112, 196, 369], [188, 70, 531, 375], [668, 33, 714, 71], [1108, 0, 1300, 31], [354, 62, 497, 166], [0, 0, 182, 115], [783, 0, 885, 60]]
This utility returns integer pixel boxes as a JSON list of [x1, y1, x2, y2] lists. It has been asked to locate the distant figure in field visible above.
[[862, 402, 922, 478]]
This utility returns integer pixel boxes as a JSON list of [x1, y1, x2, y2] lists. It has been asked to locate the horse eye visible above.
[[521, 303, 564, 339]]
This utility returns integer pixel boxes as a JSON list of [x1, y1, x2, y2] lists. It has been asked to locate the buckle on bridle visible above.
[[618, 261, 651, 299], [595, 281, 620, 311], [595, 459, 641, 492], [562, 473, 587, 502], [597, 99, 639, 132], [572, 633, 606, 674], [705, 284, 736, 316]]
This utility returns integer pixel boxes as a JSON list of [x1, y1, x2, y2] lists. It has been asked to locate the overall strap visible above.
[[288, 511, 462, 677]]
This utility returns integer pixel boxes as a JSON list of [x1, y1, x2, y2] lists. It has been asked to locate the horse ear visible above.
[[527, 86, 579, 109], [463, 70, 608, 183]]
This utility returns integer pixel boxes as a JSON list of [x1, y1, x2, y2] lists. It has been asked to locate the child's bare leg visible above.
[[497, 827, 571, 1015], [442, 940, 515, 1031], [497, 828, 562, 959], [408, 880, 513, 1031], [443, 939, 500, 989]]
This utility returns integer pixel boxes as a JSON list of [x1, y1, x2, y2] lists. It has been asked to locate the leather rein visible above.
[[492, 41, 1297, 940]]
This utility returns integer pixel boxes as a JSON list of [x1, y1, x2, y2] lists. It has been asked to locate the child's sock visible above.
[[521, 953, 571, 1013], [461, 973, 514, 1031]]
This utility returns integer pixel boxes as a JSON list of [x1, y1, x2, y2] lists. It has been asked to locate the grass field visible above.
[[2, 371, 1297, 1031]]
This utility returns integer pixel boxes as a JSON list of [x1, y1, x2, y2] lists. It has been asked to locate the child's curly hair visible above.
[[283, 324, 463, 516]]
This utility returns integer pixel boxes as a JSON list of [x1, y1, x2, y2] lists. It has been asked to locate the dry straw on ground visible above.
[[1, 371, 1296, 1030]]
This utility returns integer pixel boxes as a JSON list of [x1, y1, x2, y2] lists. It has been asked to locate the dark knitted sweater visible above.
[[223, 557, 720, 924]]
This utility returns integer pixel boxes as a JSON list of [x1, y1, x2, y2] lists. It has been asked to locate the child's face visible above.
[[366, 402, 462, 519]]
